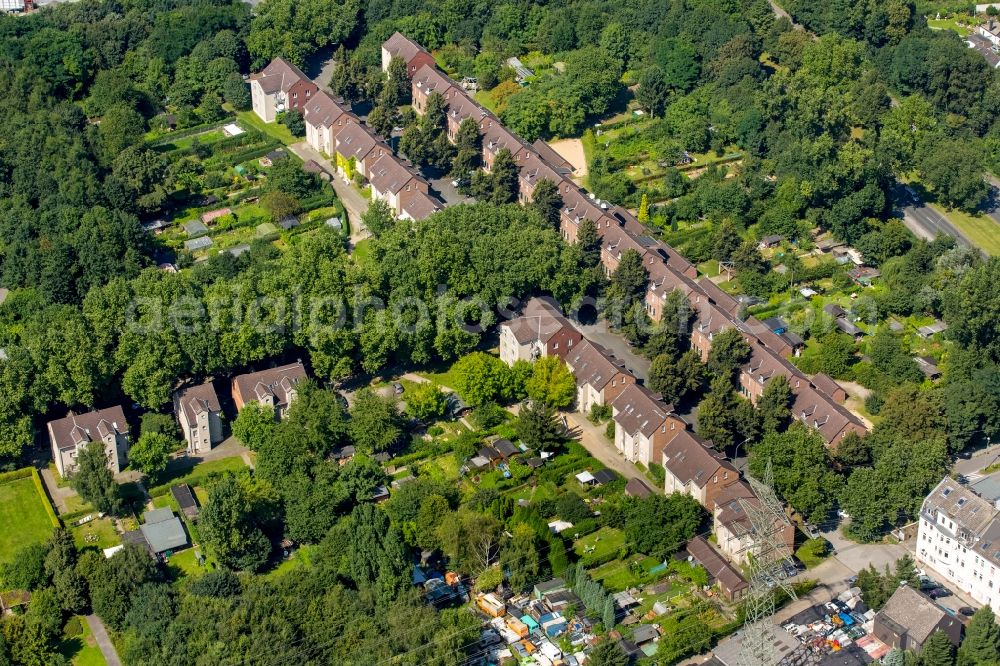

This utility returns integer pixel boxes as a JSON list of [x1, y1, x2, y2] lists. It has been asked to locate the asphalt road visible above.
[[893, 185, 973, 248]]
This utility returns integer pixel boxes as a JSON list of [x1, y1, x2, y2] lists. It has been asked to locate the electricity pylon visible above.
[[738, 461, 798, 666]]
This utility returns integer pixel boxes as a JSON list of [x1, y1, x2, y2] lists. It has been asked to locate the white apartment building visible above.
[[916, 476, 1000, 615]]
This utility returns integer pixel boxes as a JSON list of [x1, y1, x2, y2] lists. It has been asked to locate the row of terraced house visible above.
[[374, 32, 867, 450], [250, 57, 443, 222], [367, 30, 871, 568]]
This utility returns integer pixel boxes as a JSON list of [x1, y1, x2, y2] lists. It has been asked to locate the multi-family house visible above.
[[482, 123, 527, 171], [48, 406, 130, 477], [690, 303, 733, 362], [499, 297, 582, 366], [661, 430, 739, 510], [557, 182, 607, 244], [381, 31, 437, 77], [399, 188, 441, 221], [516, 152, 563, 205], [250, 58, 318, 123], [445, 93, 488, 142], [173, 381, 223, 455], [610, 384, 685, 468], [599, 224, 654, 276], [303, 91, 348, 156], [231, 362, 307, 419], [644, 258, 698, 323], [916, 476, 1000, 616], [367, 154, 429, 215], [332, 122, 379, 180], [564, 340, 635, 414], [712, 479, 795, 565], [410, 65, 459, 115]]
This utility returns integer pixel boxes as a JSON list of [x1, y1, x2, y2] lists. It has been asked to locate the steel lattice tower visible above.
[[738, 461, 798, 666]]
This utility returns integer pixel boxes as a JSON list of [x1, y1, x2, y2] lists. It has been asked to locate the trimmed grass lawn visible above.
[[266, 544, 315, 578], [415, 358, 467, 391], [927, 18, 973, 36], [352, 238, 373, 266], [70, 517, 120, 551], [928, 204, 1000, 256], [166, 548, 208, 579], [57, 616, 107, 666], [574, 527, 625, 564], [589, 555, 661, 591], [697, 260, 721, 278], [237, 111, 297, 145], [148, 456, 247, 496], [0, 476, 56, 567]]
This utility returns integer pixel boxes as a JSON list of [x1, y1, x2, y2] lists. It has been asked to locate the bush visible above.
[[472, 402, 508, 429], [588, 403, 612, 423], [648, 462, 666, 487], [63, 616, 83, 638], [864, 392, 885, 415], [604, 420, 616, 440]]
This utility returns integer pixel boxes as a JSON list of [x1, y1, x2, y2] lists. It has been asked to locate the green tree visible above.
[[515, 400, 564, 449], [386, 56, 410, 105], [405, 382, 449, 422], [624, 493, 704, 559], [922, 630, 956, 666], [758, 375, 793, 433], [349, 388, 403, 454], [577, 218, 601, 267], [608, 249, 648, 303], [246, 0, 360, 68], [530, 179, 562, 228], [525, 356, 577, 408], [0, 543, 48, 591], [99, 105, 146, 165], [503, 523, 540, 593], [636, 66, 669, 117], [361, 198, 396, 237], [706, 328, 751, 383], [919, 140, 988, 212], [749, 426, 843, 524], [278, 109, 306, 137], [648, 351, 703, 405], [200, 473, 273, 572], [128, 431, 177, 479], [453, 352, 511, 406], [71, 441, 122, 516], [957, 607, 1000, 666], [231, 402, 277, 450], [589, 640, 629, 666], [637, 194, 649, 224], [489, 148, 519, 204]]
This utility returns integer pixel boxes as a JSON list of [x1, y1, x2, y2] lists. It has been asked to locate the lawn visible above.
[[926, 17, 973, 36], [0, 475, 57, 567], [266, 544, 316, 579], [70, 517, 120, 551], [57, 616, 107, 666], [166, 548, 208, 579], [352, 238, 373, 266], [237, 111, 298, 145], [415, 357, 469, 391], [927, 204, 1000, 256], [574, 527, 625, 564], [154, 127, 229, 153], [589, 555, 661, 591], [147, 456, 247, 496]]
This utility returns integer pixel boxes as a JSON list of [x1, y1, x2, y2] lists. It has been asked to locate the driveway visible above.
[[563, 410, 659, 489], [287, 141, 371, 247], [572, 320, 651, 382], [39, 467, 78, 515], [86, 615, 121, 666]]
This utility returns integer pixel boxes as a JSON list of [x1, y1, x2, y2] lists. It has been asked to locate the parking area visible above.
[[429, 175, 475, 206]]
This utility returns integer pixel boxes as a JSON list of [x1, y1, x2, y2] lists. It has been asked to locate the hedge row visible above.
[[0, 467, 34, 484], [148, 118, 236, 146], [31, 468, 62, 529]]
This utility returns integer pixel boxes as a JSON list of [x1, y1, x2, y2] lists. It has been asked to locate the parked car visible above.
[[959, 607, 975, 617], [929, 588, 952, 599], [392, 382, 404, 395]]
